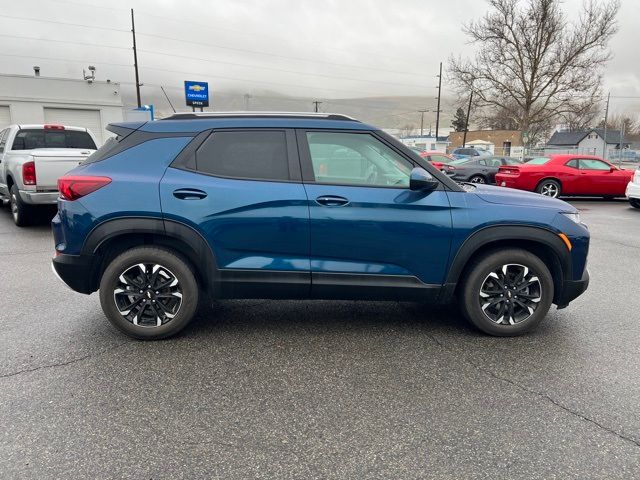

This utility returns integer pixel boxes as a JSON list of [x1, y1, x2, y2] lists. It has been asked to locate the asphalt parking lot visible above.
[[1, 200, 639, 479]]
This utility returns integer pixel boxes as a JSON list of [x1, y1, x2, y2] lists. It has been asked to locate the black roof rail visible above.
[[160, 111, 359, 122]]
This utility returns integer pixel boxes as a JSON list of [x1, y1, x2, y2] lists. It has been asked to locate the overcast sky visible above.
[[1, 0, 638, 116]]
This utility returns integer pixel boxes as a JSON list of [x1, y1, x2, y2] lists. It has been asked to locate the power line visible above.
[[138, 49, 426, 90], [135, 31, 427, 79], [0, 33, 130, 51], [32, 0, 426, 70], [0, 13, 129, 33]]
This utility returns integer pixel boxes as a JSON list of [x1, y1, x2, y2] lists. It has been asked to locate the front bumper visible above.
[[556, 268, 589, 308], [625, 181, 640, 200], [20, 190, 59, 205], [51, 254, 96, 294]]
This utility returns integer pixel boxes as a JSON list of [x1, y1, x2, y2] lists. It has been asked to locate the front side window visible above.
[[11, 129, 96, 150], [195, 130, 289, 181], [306, 132, 413, 187], [579, 159, 611, 171]]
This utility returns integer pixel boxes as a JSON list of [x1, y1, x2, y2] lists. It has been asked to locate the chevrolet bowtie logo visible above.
[[188, 85, 206, 92]]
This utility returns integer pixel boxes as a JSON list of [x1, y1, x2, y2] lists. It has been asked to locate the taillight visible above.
[[44, 124, 65, 130], [23, 161, 36, 185], [58, 176, 111, 201]]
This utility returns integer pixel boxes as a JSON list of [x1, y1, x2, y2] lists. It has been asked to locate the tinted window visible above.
[[196, 130, 289, 181], [306, 131, 413, 187], [11, 129, 96, 150], [579, 159, 611, 170], [565, 159, 579, 169]]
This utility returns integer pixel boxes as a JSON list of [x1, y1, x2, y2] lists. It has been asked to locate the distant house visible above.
[[447, 130, 523, 156], [398, 134, 450, 153], [546, 129, 627, 156]]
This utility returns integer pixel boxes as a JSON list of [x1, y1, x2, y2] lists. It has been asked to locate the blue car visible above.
[[51, 113, 589, 339]]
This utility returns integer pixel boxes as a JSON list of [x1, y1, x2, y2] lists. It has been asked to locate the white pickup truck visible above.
[[0, 124, 98, 226]]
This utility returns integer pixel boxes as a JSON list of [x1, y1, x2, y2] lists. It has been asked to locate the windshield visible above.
[[11, 129, 96, 150], [526, 157, 551, 165], [450, 158, 474, 165]]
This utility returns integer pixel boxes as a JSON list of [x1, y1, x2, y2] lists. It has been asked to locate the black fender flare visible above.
[[82, 216, 219, 294], [444, 224, 572, 287]]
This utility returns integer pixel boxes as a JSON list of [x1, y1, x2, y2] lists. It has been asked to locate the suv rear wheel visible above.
[[99, 247, 199, 340], [460, 249, 554, 336]]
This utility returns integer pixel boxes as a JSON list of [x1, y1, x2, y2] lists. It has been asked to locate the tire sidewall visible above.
[[99, 247, 199, 340], [461, 249, 554, 336], [10, 185, 29, 227], [537, 179, 561, 198]]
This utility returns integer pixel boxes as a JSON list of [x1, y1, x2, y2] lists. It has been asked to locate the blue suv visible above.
[[51, 113, 589, 339]]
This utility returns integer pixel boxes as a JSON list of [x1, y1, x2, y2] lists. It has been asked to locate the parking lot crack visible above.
[[0, 342, 130, 380], [421, 329, 640, 449]]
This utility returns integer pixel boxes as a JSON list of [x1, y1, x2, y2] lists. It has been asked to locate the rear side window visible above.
[[526, 157, 550, 165], [11, 129, 96, 150], [195, 131, 289, 181]]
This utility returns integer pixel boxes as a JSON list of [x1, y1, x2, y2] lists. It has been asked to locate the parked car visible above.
[[451, 147, 491, 158], [420, 151, 456, 169], [441, 156, 523, 184], [495, 154, 634, 198], [626, 169, 640, 208], [0, 124, 98, 226], [52, 112, 589, 339]]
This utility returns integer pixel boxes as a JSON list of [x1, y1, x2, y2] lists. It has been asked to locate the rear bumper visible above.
[[51, 254, 95, 294], [556, 268, 589, 308], [19, 190, 59, 205]]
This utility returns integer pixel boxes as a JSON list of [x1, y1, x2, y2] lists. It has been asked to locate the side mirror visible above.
[[610, 166, 616, 173], [409, 167, 439, 192]]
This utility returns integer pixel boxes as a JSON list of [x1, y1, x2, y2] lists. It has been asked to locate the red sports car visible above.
[[495, 154, 634, 198], [419, 151, 456, 169]]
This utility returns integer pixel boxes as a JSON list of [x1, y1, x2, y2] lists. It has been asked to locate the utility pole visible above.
[[313, 101, 322, 113], [602, 92, 610, 160], [619, 116, 625, 166], [434, 62, 443, 140], [462, 90, 473, 147], [131, 9, 141, 108], [418, 109, 427, 136]]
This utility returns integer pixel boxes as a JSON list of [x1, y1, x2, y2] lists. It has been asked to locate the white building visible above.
[[0, 72, 124, 146], [545, 128, 625, 157], [397, 134, 450, 153]]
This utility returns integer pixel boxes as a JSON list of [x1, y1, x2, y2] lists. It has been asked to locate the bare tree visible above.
[[449, 0, 620, 144], [598, 113, 640, 135]]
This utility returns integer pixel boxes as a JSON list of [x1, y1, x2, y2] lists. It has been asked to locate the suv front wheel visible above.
[[99, 247, 199, 339], [460, 249, 554, 336]]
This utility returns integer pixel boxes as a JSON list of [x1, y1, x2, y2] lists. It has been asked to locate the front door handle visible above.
[[315, 195, 349, 207], [173, 188, 207, 200]]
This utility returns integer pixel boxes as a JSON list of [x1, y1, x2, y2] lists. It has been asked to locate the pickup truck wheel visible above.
[[460, 249, 554, 336], [9, 185, 33, 227], [99, 247, 199, 340]]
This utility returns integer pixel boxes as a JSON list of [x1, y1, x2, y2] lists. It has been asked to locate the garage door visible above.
[[0, 106, 11, 128], [43, 107, 103, 146]]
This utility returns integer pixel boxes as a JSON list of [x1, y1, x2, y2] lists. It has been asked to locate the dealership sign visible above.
[[184, 81, 209, 107]]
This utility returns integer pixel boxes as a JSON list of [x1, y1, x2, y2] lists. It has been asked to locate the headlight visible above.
[[561, 212, 581, 224]]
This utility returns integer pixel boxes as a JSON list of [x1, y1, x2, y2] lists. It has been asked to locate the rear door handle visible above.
[[173, 188, 207, 200], [315, 195, 349, 207]]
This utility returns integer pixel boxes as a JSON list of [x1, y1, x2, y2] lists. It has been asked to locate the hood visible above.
[[471, 184, 576, 211]]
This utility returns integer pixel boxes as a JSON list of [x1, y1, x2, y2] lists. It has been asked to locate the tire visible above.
[[99, 246, 199, 340], [469, 175, 486, 184], [630, 198, 640, 209], [536, 179, 561, 198], [460, 249, 554, 336], [9, 184, 33, 227]]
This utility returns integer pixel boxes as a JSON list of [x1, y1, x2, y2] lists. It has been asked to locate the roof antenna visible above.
[[161, 86, 176, 113]]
